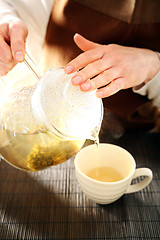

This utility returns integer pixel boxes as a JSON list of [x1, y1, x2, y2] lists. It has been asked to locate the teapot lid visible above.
[[31, 67, 103, 140]]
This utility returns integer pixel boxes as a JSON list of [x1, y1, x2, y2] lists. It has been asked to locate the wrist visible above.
[[144, 50, 160, 84]]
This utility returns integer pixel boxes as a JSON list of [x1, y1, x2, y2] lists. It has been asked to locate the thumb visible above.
[[73, 33, 100, 51], [9, 20, 28, 62]]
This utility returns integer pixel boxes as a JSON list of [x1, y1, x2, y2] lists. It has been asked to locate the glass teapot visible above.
[[0, 58, 103, 171]]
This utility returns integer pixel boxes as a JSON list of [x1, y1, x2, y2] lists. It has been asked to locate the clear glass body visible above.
[[0, 66, 102, 171]]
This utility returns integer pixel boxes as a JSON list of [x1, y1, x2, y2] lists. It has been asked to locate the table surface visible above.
[[0, 130, 160, 240]]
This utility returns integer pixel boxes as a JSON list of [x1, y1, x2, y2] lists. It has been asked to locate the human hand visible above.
[[0, 19, 28, 75], [64, 34, 160, 98]]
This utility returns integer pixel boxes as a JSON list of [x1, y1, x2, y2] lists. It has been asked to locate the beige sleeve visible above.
[[133, 69, 160, 108], [0, 0, 20, 20]]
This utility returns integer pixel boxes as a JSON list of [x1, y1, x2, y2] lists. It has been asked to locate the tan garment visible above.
[[42, 0, 160, 131], [74, 0, 160, 24]]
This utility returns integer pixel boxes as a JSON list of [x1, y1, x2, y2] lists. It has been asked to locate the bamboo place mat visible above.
[[0, 130, 160, 239]]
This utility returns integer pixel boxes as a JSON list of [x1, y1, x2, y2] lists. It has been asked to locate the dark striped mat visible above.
[[0, 131, 160, 239]]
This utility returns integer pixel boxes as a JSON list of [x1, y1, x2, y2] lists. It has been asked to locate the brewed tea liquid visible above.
[[0, 129, 84, 171], [86, 166, 123, 182], [94, 135, 99, 147]]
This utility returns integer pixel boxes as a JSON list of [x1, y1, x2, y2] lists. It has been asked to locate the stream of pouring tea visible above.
[[87, 135, 123, 182], [94, 136, 99, 147]]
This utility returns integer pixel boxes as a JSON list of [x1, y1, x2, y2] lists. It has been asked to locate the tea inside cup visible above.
[[75, 143, 135, 182]]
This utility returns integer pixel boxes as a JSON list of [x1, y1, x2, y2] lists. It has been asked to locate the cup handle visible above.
[[125, 168, 153, 194]]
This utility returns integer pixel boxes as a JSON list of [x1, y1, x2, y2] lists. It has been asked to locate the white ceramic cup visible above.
[[74, 143, 153, 204]]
